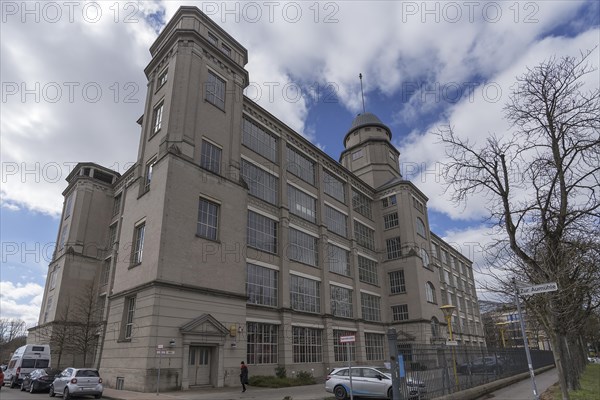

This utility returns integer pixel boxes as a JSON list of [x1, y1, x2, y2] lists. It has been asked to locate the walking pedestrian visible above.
[[240, 361, 249, 392]]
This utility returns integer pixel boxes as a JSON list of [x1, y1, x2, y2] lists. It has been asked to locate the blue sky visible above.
[[1, 1, 599, 327]]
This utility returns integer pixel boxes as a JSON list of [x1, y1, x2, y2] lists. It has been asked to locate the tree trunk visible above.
[[551, 334, 570, 400]]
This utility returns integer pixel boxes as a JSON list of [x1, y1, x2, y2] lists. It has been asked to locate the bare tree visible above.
[[70, 282, 103, 367], [34, 301, 75, 369], [0, 318, 28, 362], [437, 49, 600, 400]]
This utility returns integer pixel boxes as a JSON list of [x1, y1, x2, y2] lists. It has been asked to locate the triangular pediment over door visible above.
[[180, 313, 229, 340]]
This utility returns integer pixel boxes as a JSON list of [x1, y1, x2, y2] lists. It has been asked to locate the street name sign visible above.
[[340, 335, 356, 343], [519, 282, 558, 295], [446, 340, 458, 346]]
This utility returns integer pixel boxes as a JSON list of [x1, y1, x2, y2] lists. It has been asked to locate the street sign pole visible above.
[[347, 342, 353, 400], [512, 277, 539, 400], [157, 345, 163, 396]]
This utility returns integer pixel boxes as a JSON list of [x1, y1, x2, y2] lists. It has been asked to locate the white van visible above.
[[4, 344, 51, 388]]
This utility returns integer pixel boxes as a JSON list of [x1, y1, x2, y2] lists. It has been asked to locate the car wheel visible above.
[[21, 382, 26, 391], [49, 385, 55, 397], [95, 394, 102, 399], [334, 385, 348, 400], [10, 377, 17, 388], [30, 382, 36, 393], [387, 387, 393, 399], [63, 387, 71, 400]]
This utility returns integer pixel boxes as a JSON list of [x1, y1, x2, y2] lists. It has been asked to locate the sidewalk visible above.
[[103, 383, 328, 400], [475, 368, 558, 400]]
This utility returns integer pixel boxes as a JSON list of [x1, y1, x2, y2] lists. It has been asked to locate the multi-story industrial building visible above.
[[30, 6, 484, 392]]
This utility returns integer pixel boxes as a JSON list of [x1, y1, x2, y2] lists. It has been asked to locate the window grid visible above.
[[323, 170, 345, 203], [124, 296, 136, 339], [365, 333, 385, 361], [333, 330, 356, 362], [287, 146, 315, 185], [108, 223, 117, 247], [247, 322, 278, 364], [132, 223, 145, 264], [241, 160, 278, 205], [152, 103, 163, 134], [288, 228, 318, 267], [382, 194, 397, 208], [158, 69, 168, 88], [247, 211, 278, 254], [221, 43, 231, 56], [383, 212, 399, 229], [64, 194, 73, 219], [413, 197, 424, 213], [352, 189, 372, 219], [246, 263, 278, 307], [389, 270, 406, 294], [327, 244, 350, 276], [324, 205, 347, 236], [292, 327, 322, 363], [361, 293, 381, 322], [197, 198, 219, 240], [358, 256, 378, 285], [205, 70, 225, 109], [200, 140, 222, 174], [290, 275, 321, 313], [426, 282, 437, 303], [112, 193, 122, 216], [392, 304, 409, 321], [288, 185, 316, 222], [242, 117, 278, 162], [144, 158, 156, 191], [421, 247, 430, 267], [101, 259, 111, 286], [330, 285, 353, 318], [354, 221, 375, 250], [386, 237, 402, 260]]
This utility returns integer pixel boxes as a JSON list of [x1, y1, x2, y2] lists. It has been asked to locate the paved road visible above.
[[475, 368, 558, 400]]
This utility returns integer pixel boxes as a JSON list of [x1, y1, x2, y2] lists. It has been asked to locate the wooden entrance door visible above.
[[188, 346, 211, 385]]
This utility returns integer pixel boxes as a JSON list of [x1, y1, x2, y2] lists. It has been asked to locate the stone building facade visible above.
[[30, 6, 484, 392]]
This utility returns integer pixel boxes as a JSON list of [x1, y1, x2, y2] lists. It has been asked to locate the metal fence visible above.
[[396, 344, 555, 399]]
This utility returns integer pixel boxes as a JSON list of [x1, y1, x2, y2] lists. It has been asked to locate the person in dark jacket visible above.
[[240, 361, 249, 392]]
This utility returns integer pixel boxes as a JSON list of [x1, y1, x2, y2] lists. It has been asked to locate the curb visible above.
[[432, 365, 555, 400]]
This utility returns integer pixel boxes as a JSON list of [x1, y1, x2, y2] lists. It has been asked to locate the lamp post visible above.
[[496, 321, 509, 348], [440, 304, 460, 390]]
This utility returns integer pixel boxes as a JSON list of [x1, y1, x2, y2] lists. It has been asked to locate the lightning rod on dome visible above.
[[359, 73, 365, 113]]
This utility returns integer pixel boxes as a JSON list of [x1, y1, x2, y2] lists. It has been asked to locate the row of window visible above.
[[246, 263, 439, 315]]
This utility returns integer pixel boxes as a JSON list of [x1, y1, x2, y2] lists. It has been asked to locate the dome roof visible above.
[[344, 112, 392, 146], [350, 112, 384, 130]]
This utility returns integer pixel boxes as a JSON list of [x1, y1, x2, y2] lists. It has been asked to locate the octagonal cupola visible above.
[[340, 112, 400, 189]]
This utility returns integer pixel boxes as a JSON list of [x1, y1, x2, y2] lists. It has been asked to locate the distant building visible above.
[[481, 302, 551, 350], [29, 6, 484, 392]]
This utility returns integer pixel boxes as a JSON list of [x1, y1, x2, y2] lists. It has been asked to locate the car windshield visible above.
[[373, 367, 392, 375], [76, 370, 100, 377]]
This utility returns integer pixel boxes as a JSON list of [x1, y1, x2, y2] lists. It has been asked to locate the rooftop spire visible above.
[[359, 73, 365, 113]]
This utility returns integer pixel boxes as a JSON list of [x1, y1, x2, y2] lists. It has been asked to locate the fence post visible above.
[[387, 328, 401, 400]]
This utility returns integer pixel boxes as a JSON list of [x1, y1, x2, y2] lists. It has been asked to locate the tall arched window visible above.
[[426, 282, 436, 303], [416, 218, 426, 237], [420, 247, 430, 267], [431, 317, 440, 337]]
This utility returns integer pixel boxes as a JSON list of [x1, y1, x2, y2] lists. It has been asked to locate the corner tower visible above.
[[339, 112, 401, 188]]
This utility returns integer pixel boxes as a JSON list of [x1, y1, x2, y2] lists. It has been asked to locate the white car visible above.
[[325, 366, 426, 400], [49, 368, 103, 399]]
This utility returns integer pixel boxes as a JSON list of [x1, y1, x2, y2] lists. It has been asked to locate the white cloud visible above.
[[0, 281, 44, 327]]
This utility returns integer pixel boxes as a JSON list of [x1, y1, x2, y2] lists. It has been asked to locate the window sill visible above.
[[195, 234, 220, 243], [148, 129, 161, 141], [390, 292, 407, 296], [128, 262, 141, 270], [117, 338, 132, 343], [205, 98, 226, 112]]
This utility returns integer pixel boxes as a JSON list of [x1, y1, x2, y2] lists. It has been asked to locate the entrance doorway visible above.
[[188, 346, 211, 385]]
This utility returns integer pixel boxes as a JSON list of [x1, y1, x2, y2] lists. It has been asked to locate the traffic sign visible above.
[[446, 340, 458, 346], [340, 335, 355, 343], [519, 282, 558, 295]]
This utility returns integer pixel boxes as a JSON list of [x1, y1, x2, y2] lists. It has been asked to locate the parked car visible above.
[[0, 367, 4, 389], [458, 356, 503, 374], [325, 366, 426, 400], [50, 368, 103, 399], [20, 368, 61, 393]]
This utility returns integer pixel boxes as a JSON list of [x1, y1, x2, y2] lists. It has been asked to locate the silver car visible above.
[[49, 368, 103, 399], [325, 366, 426, 400]]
